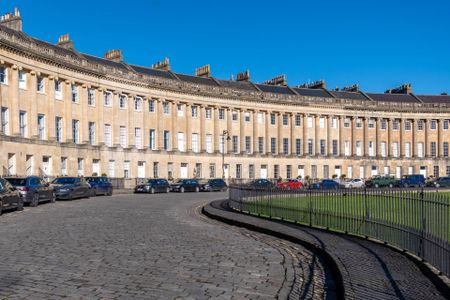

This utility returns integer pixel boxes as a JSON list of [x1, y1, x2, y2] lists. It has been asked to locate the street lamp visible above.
[[222, 130, 231, 179]]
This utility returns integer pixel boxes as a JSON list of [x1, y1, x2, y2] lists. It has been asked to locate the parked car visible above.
[[343, 178, 365, 189], [276, 179, 303, 190], [365, 175, 398, 188], [135, 179, 171, 194], [247, 179, 275, 189], [310, 179, 340, 190], [5, 176, 55, 206], [85, 176, 113, 196], [398, 174, 425, 188], [51, 177, 91, 200], [170, 179, 200, 193], [199, 179, 228, 192], [433, 177, 450, 188], [0, 178, 23, 215]]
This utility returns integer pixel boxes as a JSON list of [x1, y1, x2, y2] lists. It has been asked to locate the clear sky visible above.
[[2, 0, 450, 94]]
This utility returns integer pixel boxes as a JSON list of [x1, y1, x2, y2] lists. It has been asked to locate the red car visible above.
[[276, 179, 303, 190]]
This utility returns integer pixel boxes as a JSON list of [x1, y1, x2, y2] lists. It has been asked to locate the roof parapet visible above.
[[57, 34, 74, 50], [152, 57, 170, 71], [297, 80, 326, 89], [385, 83, 412, 94], [236, 70, 250, 82], [195, 64, 211, 77], [0, 7, 22, 31], [104, 49, 123, 63], [263, 75, 287, 86]]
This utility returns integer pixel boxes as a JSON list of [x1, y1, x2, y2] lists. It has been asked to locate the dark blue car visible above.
[[311, 179, 340, 190], [85, 176, 113, 196], [398, 174, 425, 188]]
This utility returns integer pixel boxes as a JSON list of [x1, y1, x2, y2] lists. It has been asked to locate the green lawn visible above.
[[240, 190, 450, 243]]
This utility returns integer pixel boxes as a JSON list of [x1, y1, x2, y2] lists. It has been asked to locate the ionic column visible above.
[[127, 94, 134, 148], [47, 76, 56, 140], [290, 113, 295, 155], [64, 80, 72, 142], [315, 115, 320, 155], [362, 117, 367, 157], [81, 84, 89, 144], [386, 118, 391, 157], [339, 116, 344, 156], [240, 109, 245, 154], [185, 103, 191, 151], [10, 65, 20, 136], [213, 106, 219, 152], [374, 117, 379, 157], [399, 119, 403, 157], [97, 88, 104, 146], [200, 105, 206, 152], [277, 112, 283, 154], [350, 116, 355, 156], [172, 101, 178, 150], [303, 114, 308, 155], [326, 115, 331, 156], [411, 119, 416, 157], [253, 110, 258, 154], [157, 99, 163, 150], [438, 119, 442, 157], [424, 119, 428, 157], [29, 70, 38, 138], [265, 111, 270, 154]]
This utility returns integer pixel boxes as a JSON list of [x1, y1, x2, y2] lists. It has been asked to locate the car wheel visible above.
[[389, 184, 393, 188], [180, 187, 185, 193], [50, 192, 56, 203], [107, 188, 113, 196], [0, 201, 2, 216], [436, 183, 440, 188], [403, 183, 409, 188], [221, 187, 228, 192], [68, 191, 73, 201], [150, 187, 155, 194], [195, 186, 199, 193], [30, 193, 39, 207], [91, 188, 97, 197], [374, 184, 379, 188], [166, 187, 170, 193], [17, 197, 24, 211], [419, 183, 424, 188]]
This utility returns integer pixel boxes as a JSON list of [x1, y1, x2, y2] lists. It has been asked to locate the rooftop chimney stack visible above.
[[263, 75, 287, 86], [152, 57, 171, 71], [297, 80, 326, 89], [236, 70, 250, 82], [104, 49, 123, 62], [57, 34, 74, 50], [195, 64, 211, 77], [0, 7, 22, 31], [342, 84, 360, 92], [385, 83, 412, 94]]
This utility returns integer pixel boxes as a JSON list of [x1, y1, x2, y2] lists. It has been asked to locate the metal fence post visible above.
[[420, 187, 425, 258]]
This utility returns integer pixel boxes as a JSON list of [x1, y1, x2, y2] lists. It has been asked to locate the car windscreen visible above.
[[5, 178, 27, 186], [85, 177, 99, 183], [52, 178, 76, 185]]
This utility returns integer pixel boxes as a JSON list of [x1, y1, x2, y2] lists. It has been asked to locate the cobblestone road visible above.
[[0, 193, 333, 299]]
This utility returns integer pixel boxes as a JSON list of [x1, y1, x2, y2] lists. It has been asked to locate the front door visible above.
[[137, 161, 146, 178], [180, 164, 188, 178]]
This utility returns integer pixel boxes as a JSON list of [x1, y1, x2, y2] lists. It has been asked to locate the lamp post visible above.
[[222, 130, 230, 179]]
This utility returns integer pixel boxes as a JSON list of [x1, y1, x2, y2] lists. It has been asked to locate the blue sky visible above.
[[2, 0, 450, 94]]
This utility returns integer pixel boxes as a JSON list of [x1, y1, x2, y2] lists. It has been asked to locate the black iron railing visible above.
[[229, 185, 450, 278]]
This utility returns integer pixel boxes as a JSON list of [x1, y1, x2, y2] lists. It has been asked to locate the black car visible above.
[[199, 179, 228, 192], [85, 176, 113, 196], [134, 179, 170, 194], [247, 179, 275, 189], [51, 177, 91, 200], [0, 178, 23, 215], [5, 176, 55, 206], [433, 177, 450, 188], [170, 179, 200, 193]]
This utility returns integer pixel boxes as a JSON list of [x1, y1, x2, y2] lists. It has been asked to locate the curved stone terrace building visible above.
[[1, 8, 450, 181]]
